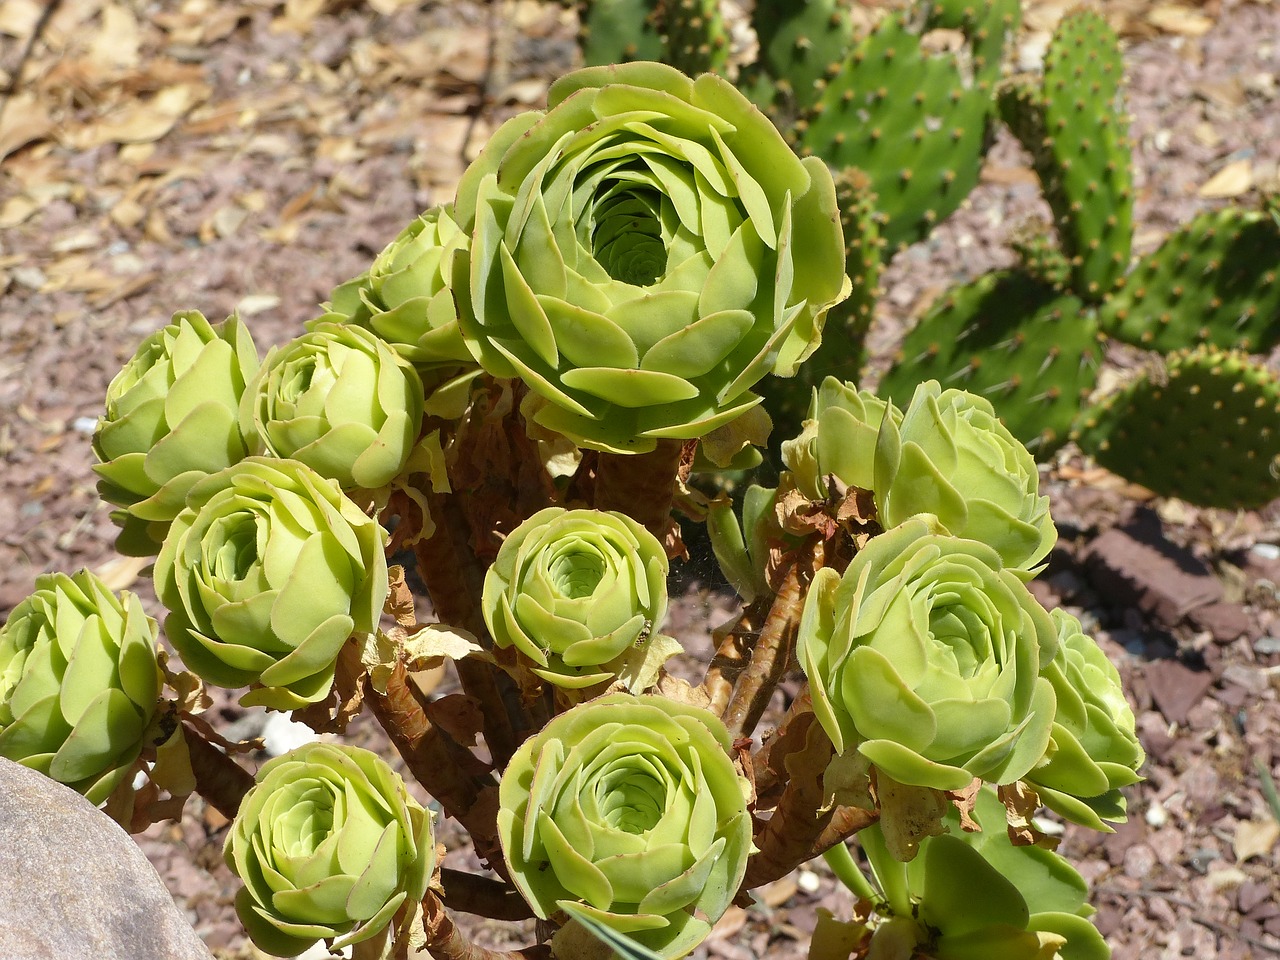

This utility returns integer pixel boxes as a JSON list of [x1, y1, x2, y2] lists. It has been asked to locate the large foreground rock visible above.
[[0, 757, 213, 960]]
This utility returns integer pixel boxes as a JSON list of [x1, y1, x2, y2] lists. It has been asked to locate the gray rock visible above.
[[0, 758, 213, 960]]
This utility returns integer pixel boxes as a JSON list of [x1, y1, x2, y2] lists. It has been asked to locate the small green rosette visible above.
[[876, 381, 1056, 573], [482, 507, 670, 689], [0, 570, 161, 804], [452, 61, 848, 453], [319, 204, 474, 369], [497, 693, 752, 959], [224, 742, 435, 957], [154, 457, 388, 710], [797, 516, 1057, 792], [241, 321, 425, 491], [92, 311, 259, 556], [1024, 609, 1145, 831], [781, 376, 902, 499]]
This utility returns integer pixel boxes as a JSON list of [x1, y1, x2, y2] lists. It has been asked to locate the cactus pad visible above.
[[800, 1, 1016, 253], [753, 0, 858, 115], [575, 0, 665, 66], [1099, 206, 1280, 354], [1001, 9, 1133, 300], [879, 270, 1101, 453], [660, 0, 731, 76], [1074, 346, 1280, 509]]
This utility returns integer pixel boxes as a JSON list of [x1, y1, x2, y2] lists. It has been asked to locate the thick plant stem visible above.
[[721, 551, 812, 740], [703, 596, 769, 717], [182, 722, 253, 818], [415, 490, 530, 769], [440, 869, 534, 921], [593, 438, 684, 541], [423, 891, 551, 960], [360, 657, 502, 865]]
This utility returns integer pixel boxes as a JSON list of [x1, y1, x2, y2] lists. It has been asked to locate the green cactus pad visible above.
[[1009, 217, 1073, 291], [879, 270, 1101, 453], [800, 1, 1016, 253], [575, 0, 665, 66], [764, 165, 884, 442], [752, 0, 858, 114], [661, 0, 731, 75], [1099, 206, 1280, 354], [1001, 9, 1133, 300], [1074, 346, 1280, 509]]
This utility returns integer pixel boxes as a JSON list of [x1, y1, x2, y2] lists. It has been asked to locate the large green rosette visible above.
[[453, 61, 848, 453], [92, 310, 259, 556], [154, 457, 388, 711], [497, 693, 752, 959], [0, 570, 161, 804], [482, 507, 670, 689], [1024, 609, 1145, 831], [224, 742, 435, 957], [797, 516, 1057, 792]]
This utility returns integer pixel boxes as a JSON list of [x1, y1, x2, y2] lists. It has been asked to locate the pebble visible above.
[[73, 416, 98, 435], [796, 869, 821, 894], [1252, 543, 1280, 561], [1123, 843, 1157, 879], [261, 711, 318, 757], [1254, 636, 1280, 655], [1145, 800, 1170, 828]]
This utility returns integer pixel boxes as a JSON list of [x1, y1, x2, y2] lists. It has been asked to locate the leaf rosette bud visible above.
[[452, 61, 848, 453], [93, 311, 259, 556], [877, 382, 1056, 573], [154, 457, 388, 710], [224, 742, 435, 957], [241, 322, 425, 491], [1025, 609, 1144, 831], [320, 205, 474, 369], [482, 507, 670, 689], [497, 693, 752, 959], [0, 570, 161, 804], [797, 516, 1057, 792], [781, 376, 901, 500]]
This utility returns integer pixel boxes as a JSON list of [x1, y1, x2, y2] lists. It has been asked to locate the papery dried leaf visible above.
[[948, 778, 984, 832], [700, 406, 772, 468], [874, 770, 949, 862], [999, 781, 1060, 850], [653, 672, 713, 711], [402, 623, 489, 672], [423, 693, 484, 747]]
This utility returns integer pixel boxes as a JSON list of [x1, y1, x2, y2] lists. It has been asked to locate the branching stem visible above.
[[422, 890, 550, 960]]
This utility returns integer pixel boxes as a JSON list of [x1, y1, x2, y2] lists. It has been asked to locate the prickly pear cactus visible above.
[[1010, 217, 1074, 291], [1099, 206, 1280, 354], [660, 0, 731, 76], [752, 0, 858, 115], [573, 0, 665, 66], [879, 271, 1101, 453], [799, 0, 1019, 253], [1000, 8, 1133, 301], [1074, 346, 1280, 509], [764, 166, 884, 444]]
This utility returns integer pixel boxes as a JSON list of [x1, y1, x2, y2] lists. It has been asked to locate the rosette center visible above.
[[548, 544, 607, 599], [589, 182, 666, 287]]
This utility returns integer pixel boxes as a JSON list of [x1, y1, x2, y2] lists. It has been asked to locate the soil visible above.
[[1, 1, 1279, 959]]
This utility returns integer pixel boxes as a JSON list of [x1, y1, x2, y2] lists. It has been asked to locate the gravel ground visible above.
[[1, 1, 1279, 958]]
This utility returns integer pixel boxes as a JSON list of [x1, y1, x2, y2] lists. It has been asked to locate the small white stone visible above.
[[73, 416, 99, 435], [796, 868, 821, 894], [1032, 816, 1064, 836], [1145, 799, 1170, 828], [1251, 542, 1280, 561], [261, 712, 318, 757]]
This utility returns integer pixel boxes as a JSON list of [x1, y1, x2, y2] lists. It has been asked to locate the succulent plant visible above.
[[496, 693, 752, 959], [154, 457, 388, 711], [482, 507, 672, 689], [0, 570, 161, 804], [225, 742, 435, 957], [780, 376, 900, 500], [318, 204, 475, 369], [797, 516, 1057, 793], [92, 311, 259, 556], [241, 321, 425, 491], [451, 60, 847, 454], [1025, 609, 1144, 832]]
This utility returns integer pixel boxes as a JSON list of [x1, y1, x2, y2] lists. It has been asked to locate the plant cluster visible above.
[[564, 0, 1280, 508], [1, 52, 1151, 960]]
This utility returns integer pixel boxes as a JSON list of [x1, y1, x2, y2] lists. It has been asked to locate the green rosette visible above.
[[453, 60, 847, 454], [482, 507, 670, 689], [154, 457, 388, 711], [0, 570, 161, 804], [224, 742, 435, 957], [781, 376, 902, 500], [1024, 609, 1145, 831], [92, 310, 259, 555], [497, 693, 752, 959], [319, 204, 474, 369], [242, 321, 425, 491], [876, 381, 1056, 573], [797, 516, 1057, 792]]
